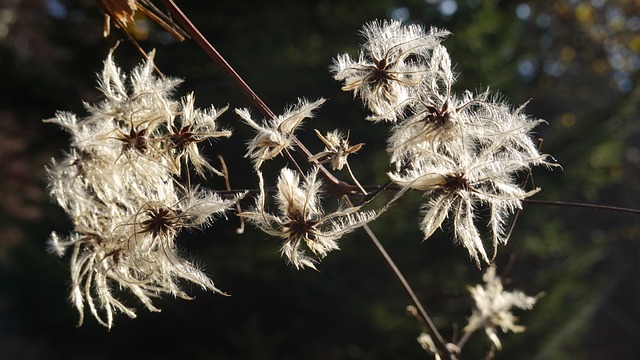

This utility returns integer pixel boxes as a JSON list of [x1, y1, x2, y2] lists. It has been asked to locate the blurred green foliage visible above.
[[1, 0, 639, 359]]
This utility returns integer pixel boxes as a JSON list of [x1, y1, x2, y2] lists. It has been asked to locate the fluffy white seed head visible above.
[[464, 267, 541, 349], [46, 49, 241, 328]]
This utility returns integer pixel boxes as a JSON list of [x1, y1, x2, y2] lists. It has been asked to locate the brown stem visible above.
[[218, 155, 245, 234], [162, 0, 357, 197], [357, 210, 451, 359], [138, 0, 190, 41], [162, 0, 275, 119], [523, 199, 640, 215], [358, 180, 394, 205], [345, 161, 367, 195], [456, 329, 474, 352]]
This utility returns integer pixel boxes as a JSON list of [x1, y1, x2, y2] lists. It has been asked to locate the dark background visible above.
[[1, 0, 639, 359]]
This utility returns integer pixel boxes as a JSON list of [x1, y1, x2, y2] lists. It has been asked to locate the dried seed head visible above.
[[141, 207, 177, 238]]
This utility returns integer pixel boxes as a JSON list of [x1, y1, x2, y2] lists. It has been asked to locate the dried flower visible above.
[[389, 147, 546, 266], [98, 0, 188, 41], [464, 267, 541, 349], [241, 167, 377, 269], [236, 98, 326, 169], [416, 332, 460, 360], [387, 45, 547, 169], [374, 38, 557, 265], [99, 0, 138, 37], [309, 129, 363, 170], [46, 49, 242, 328], [165, 93, 231, 177], [331, 20, 449, 122]]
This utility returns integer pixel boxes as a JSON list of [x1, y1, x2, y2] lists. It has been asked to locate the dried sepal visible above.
[[165, 93, 232, 177], [309, 129, 364, 170], [389, 150, 544, 266]]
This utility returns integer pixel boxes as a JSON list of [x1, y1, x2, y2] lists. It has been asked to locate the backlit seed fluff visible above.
[[236, 98, 326, 169], [309, 129, 364, 170], [464, 267, 541, 349], [45, 49, 242, 328], [388, 149, 546, 267], [331, 20, 449, 122], [240, 168, 378, 269]]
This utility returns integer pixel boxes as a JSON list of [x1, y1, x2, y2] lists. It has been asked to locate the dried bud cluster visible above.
[[333, 20, 556, 266], [46, 50, 242, 328]]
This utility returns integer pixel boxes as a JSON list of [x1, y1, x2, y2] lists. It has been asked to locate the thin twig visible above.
[[358, 180, 395, 205], [218, 155, 244, 234], [161, 0, 275, 119], [112, 24, 165, 77], [501, 139, 541, 253], [138, 0, 190, 41], [345, 161, 367, 195], [358, 215, 452, 359], [523, 199, 640, 215], [456, 328, 474, 351], [212, 184, 640, 218]]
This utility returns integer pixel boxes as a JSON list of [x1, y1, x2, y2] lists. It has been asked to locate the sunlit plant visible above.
[[44, 2, 577, 358]]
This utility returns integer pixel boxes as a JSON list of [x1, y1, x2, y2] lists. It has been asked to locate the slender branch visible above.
[[214, 186, 640, 217], [358, 180, 395, 205], [162, 0, 275, 119], [218, 155, 245, 234], [456, 328, 474, 351], [358, 214, 452, 359], [162, 0, 358, 198], [523, 198, 640, 215], [138, 0, 190, 41], [111, 24, 165, 77], [345, 161, 367, 195]]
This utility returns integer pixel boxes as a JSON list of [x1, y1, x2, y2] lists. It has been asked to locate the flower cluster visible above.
[[46, 50, 242, 328], [45, 18, 554, 354], [333, 21, 555, 266], [464, 267, 541, 349], [237, 94, 375, 269], [240, 167, 378, 269]]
